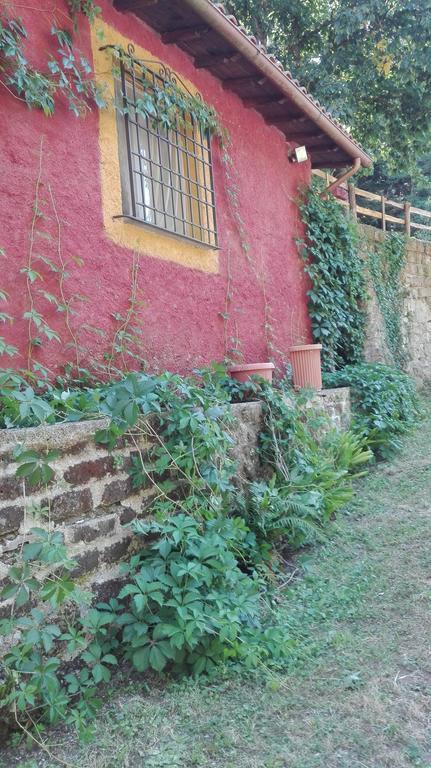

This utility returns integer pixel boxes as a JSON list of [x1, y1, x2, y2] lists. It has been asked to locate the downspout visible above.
[[320, 157, 361, 198]]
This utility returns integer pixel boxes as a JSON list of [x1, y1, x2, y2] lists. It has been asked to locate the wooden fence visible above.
[[313, 169, 431, 238]]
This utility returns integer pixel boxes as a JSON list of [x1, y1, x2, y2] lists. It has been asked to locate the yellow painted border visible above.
[[91, 20, 219, 274]]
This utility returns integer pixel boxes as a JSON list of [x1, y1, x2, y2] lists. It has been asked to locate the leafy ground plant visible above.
[[113, 514, 288, 676], [324, 362, 420, 458], [0, 526, 119, 744], [238, 382, 372, 551]]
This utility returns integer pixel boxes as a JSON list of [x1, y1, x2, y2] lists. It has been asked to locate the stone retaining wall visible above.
[[360, 224, 431, 382], [317, 387, 351, 431], [0, 404, 265, 615], [0, 391, 350, 617]]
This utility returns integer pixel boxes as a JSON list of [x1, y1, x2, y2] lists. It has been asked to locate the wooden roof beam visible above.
[[312, 148, 348, 160], [222, 75, 268, 89], [194, 51, 241, 68], [271, 115, 308, 127], [270, 117, 318, 134], [115, 0, 158, 9], [243, 94, 287, 108], [161, 25, 210, 44], [288, 133, 332, 148]]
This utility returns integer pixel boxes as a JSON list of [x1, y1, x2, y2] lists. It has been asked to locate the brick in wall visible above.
[[47, 488, 94, 522], [101, 477, 135, 506], [0, 504, 25, 537], [63, 455, 116, 484]]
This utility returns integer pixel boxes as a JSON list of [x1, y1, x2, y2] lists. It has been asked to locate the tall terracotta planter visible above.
[[228, 362, 275, 384], [289, 344, 322, 390]]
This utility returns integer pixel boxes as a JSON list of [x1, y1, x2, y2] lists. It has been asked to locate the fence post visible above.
[[381, 196, 386, 231], [404, 202, 411, 237], [348, 183, 357, 219]]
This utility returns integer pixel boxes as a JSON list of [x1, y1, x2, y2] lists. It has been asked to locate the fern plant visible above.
[[238, 382, 372, 552], [239, 477, 325, 550]]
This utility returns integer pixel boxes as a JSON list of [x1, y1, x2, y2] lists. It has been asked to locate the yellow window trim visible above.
[[91, 20, 219, 274]]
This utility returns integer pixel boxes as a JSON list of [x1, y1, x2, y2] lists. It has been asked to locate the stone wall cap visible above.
[[0, 417, 108, 453]]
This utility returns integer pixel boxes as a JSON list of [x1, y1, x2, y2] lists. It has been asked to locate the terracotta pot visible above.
[[289, 344, 322, 390], [228, 362, 275, 384]]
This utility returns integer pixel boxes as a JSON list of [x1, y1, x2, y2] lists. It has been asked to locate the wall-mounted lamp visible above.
[[289, 145, 308, 163]]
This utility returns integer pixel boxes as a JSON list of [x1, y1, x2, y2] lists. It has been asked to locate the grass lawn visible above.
[[2, 400, 431, 768]]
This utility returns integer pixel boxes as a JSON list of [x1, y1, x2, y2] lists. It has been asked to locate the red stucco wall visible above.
[[0, 1, 312, 378]]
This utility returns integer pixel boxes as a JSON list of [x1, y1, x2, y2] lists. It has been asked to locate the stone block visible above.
[[66, 514, 117, 544], [119, 506, 136, 525], [0, 418, 108, 460], [71, 547, 100, 577], [64, 455, 115, 485], [48, 488, 93, 522], [101, 477, 134, 506], [230, 402, 264, 485], [0, 475, 26, 504], [0, 504, 24, 537], [102, 536, 132, 565], [318, 387, 351, 431]]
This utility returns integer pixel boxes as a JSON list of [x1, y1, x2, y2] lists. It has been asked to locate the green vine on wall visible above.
[[0, 7, 106, 116], [107, 45, 223, 139], [67, 0, 102, 26], [368, 233, 407, 369], [299, 182, 368, 372]]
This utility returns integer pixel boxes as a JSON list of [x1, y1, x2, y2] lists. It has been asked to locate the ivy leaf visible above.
[[149, 644, 167, 672], [132, 646, 150, 672]]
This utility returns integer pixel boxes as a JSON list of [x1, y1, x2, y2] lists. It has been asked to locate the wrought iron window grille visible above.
[[102, 44, 218, 248]]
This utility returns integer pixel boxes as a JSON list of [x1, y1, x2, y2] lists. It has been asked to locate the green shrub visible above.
[[323, 363, 420, 458], [0, 366, 378, 744], [95, 370, 236, 515]]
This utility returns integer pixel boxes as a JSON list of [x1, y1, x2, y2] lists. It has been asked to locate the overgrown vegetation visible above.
[[0, 366, 375, 744], [239, 385, 371, 550], [299, 183, 368, 371], [3, 395, 431, 768], [324, 362, 420, 459], [0, 2, 423, 752], [0, 355, 420, 751], [368, 233, 408, 369]]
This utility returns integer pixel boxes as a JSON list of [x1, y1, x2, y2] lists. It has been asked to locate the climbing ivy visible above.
[[0, 11, 106, 116], [299, 183, 368, 372], [368, 233, 407, 369], [67, 0, 101, 26], [0, 9, 222, 134], [108, 45, 223, 139]]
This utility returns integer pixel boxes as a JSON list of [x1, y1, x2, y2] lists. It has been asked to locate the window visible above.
[[117, 54, 218, 248]]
